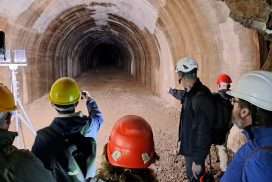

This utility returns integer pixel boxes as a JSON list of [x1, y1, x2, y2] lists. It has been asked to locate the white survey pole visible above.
[[0, 49, 36, 148]]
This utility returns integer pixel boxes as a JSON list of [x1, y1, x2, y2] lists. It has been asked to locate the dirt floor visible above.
[[12, 68, 221, 182]]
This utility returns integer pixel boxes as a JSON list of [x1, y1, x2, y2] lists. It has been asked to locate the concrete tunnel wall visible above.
[[0, 0, 260, 104]]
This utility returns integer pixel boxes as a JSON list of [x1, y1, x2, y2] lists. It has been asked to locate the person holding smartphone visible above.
[[32, 77, 104, 182]]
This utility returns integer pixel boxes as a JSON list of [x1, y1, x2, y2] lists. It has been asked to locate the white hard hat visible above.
[[228, 71, 272, 111], [176, 57, 198, 73]]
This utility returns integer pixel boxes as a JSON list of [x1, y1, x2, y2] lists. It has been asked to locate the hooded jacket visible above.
[[0, 130, 55, 182], [32, 99, 103, 181]]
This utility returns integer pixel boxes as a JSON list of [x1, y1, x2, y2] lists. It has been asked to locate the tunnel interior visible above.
[[90, 43, 122, 68], [0, 2, 267, 181], [0, 0, 260, 103], [34, 5, 157, 98], [78, 33, 131, 71]]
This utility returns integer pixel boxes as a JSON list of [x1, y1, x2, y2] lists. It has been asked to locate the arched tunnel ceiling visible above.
[[32, 1, 158, 33], [0, 0, 260, 103], [36, 4, 157, 93]]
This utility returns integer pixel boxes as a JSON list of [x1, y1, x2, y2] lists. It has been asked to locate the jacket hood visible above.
[[0, 129, 17, 148], [50, 112, 88, 136]]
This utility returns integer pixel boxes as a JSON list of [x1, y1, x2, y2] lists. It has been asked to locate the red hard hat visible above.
[[107, 115, 155, 169], [217, 73, 232, 85]]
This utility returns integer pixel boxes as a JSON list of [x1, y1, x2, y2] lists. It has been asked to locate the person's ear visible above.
[[6, 117, 11, 126], [227, 84, 231, 90], [240, 107, 250, 119], [178, 78, 182, 84], [3, 116, 11, 130]]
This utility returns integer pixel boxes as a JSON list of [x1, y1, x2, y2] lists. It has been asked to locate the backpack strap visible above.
[[43, 126, 97, 179]]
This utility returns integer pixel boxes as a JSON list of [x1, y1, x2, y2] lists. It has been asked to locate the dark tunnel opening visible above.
[[78, 34, 132, 74], [90, 43, 122, 69]]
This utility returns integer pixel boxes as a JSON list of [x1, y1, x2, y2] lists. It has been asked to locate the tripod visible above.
[[9, 64, 36, 148], [0, 50, 36, 148]]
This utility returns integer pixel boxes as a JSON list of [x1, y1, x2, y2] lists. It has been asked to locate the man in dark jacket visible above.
[[0, 83, 55, 182], [32, 77, 104, 182], [169, 57, 215, 182]]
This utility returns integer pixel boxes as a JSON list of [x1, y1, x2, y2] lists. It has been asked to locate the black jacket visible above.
[[170, 79, 215, 164], [0, 130, 55, 182]]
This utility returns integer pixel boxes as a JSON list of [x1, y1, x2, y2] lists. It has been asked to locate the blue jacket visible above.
[[82, 99, 104, 140], [221, 127, 272, 182]]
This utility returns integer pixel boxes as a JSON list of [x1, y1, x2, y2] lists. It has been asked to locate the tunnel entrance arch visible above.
[[34, 5, 160, 100]]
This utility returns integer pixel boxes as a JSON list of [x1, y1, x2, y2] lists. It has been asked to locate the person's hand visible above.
[[81, 90, 92, 100], [169, 87, 176, 95], [178, 78, 182, 84], [192, 162, 202, 179], [175, 141, 181, 155]]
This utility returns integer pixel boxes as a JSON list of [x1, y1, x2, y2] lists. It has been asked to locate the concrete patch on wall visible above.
[[32, 0, 87, 32], [0, 0, 35, 21], [32, 0, 159, 34], [218, 18, 242, 80]]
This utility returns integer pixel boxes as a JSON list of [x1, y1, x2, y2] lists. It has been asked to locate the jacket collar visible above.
[[57, 111, 84, 118], [187, 78, 203, 96], [51, 112, 87, 136], [0, 129, 17, 148], [218, 90, 231, 100]]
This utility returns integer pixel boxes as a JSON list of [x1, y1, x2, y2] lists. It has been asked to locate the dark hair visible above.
[[178, 68, 197, 80], [97, 145, 159, 182], [54, 103, 78, 114], [0, 112, 12, 126], [238, 99, 272, 127], [226, 84, 231, 90]]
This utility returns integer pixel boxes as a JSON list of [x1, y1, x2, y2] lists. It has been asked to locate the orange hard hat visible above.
[[217, 73, 232, 85], [107, 115, 155, 169]]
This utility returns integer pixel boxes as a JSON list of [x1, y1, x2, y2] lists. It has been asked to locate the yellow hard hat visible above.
[[49, 77, 81, 106], [0, 83, 16, 112]]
